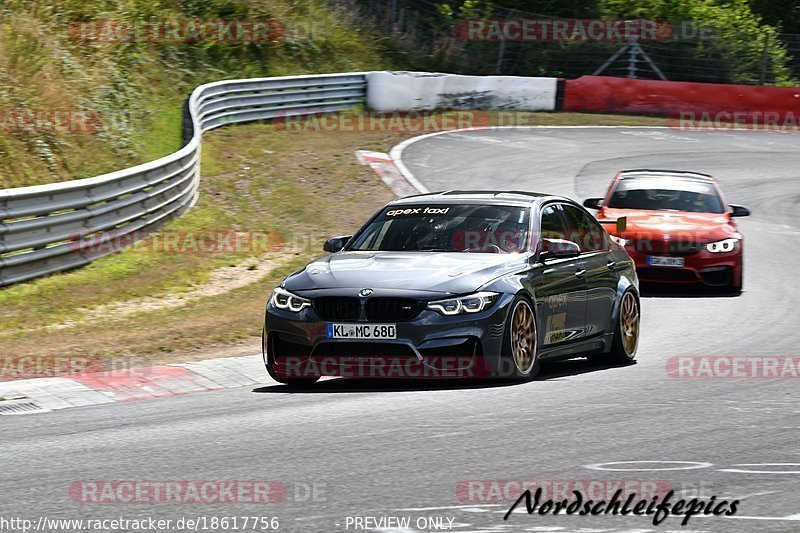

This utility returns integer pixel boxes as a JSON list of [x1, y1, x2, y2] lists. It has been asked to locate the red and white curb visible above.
[[0, 354, 266, 415], [356, 150, 428, 196]]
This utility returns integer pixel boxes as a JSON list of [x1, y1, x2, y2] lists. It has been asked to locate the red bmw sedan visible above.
[[584, 170, 750, 293]]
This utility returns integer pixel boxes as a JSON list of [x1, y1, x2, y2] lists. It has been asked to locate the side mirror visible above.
[[599, 216, 627, 233], [540, 238, 581, 261], [323, 235, 351, 253], [729, 204, 750, 217], [583, 198, 603, 210]]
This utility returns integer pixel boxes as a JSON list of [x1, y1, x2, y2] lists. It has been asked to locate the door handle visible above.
[[606, 261, 616, 270], [575, 269, 587, 278]]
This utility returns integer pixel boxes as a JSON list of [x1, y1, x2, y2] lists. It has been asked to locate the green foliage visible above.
[[362, 0, 794, 85], [0, 0, 394, 188], [435, 0, 603, 18], [602, 0, 793, 84], [748, 0, 800, 34]]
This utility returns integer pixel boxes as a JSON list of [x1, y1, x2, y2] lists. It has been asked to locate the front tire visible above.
[[607, 289, 640, 363], [501, 296, 540, 380]]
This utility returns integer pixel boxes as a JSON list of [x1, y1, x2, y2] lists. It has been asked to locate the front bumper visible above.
[[264, 294, 514, 380], [626, 246, 742, 286]]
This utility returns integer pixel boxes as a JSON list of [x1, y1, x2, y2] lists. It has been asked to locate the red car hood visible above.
[[599, 208, 740, 242]]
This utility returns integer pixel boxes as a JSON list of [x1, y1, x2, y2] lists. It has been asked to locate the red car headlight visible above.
[[706, 238, 740, 253]]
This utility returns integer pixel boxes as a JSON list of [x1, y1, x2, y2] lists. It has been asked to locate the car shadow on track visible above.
[[640, 282, 742, 298], [251, 358, 635, 394]]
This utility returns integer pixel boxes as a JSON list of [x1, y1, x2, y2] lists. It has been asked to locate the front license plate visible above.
[[647, 256, 685, 267], [326, 323, 397, 340]]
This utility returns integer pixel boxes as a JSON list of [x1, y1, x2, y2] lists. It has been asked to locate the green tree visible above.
[[601, 0, 793, 84], [748, 0, 800, 33]]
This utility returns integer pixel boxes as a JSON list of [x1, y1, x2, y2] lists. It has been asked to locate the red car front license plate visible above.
[[647, 256, 685, 267]]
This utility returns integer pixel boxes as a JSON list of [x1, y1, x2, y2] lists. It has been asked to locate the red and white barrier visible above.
[[562, 75, 800, 124], [367, 71, 559, 112]]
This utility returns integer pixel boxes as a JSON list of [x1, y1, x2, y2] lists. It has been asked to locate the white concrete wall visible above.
[[367, 71, 558, 112]]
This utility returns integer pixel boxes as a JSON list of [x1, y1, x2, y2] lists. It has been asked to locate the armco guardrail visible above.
[[0, 73, 367, 287]]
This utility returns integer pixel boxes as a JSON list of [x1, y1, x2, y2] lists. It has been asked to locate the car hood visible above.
[[284, 251, 528, 295], [601, 208, 739, 241]]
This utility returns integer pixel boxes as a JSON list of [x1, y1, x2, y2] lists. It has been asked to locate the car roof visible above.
[[618, 169, 716, 182], [388, 190, 571, 207]]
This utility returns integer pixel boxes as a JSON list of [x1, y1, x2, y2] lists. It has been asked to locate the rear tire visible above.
[[500, 296, 540, 380], [607, 289, 640, 363]]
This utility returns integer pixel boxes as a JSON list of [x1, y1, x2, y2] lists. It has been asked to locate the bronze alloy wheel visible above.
[[511, 299, 537, 374], [620, 291, 640, 356]]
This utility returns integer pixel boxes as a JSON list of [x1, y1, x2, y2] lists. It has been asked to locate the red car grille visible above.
[[631, 239, 703, 256], [637, 267, 698, 282]]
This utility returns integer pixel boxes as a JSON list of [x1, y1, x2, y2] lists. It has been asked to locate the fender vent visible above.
[[488, 323, 505, 338], [0, 399, 50, 415]]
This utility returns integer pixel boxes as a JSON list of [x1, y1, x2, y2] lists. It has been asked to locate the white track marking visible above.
[[584, 461, 713, 471], [396, 505, 503, 511], [718, 463, 800, 474]]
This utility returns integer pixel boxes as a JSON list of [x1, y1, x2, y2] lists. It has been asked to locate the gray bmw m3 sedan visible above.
[[263, 191, 640, 386]]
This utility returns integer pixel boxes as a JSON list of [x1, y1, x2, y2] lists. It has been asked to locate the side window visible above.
[[539, 204, 567, 244], [561, 205, 608, 253]]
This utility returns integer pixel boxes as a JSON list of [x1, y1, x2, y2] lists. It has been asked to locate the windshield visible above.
[[606, 177, 725, 213], [347, 204, 530, 253]]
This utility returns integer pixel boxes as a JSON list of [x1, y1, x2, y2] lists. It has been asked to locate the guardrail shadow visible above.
[[251, 357, 635, 393]]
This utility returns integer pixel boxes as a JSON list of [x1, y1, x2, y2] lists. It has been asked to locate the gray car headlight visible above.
[[270, 287, 311, 313], [427, 292, 499, 316], [706, 238, 739, 253]]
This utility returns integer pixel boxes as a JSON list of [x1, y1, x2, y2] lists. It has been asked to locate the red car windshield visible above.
[[607, 177, 725, 213]]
